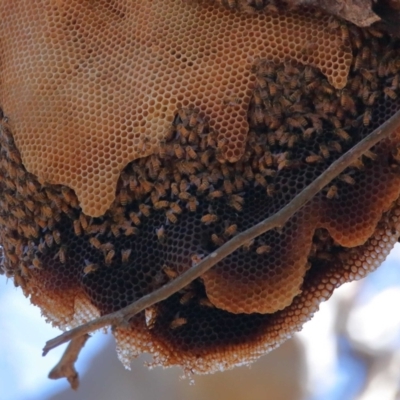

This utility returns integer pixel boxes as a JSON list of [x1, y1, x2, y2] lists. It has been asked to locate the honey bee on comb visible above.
[[1, 0, 400, 383]]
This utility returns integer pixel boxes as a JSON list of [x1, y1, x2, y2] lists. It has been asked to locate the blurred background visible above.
[[2, 243, 400, 400]]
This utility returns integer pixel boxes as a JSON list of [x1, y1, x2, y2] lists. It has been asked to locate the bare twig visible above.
[[43, 109, 400, 359], [48, 334, 90, 390]]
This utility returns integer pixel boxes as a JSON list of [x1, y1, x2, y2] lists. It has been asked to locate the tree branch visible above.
[[47, 334, 90, 390], [43, 109, 400, 371]]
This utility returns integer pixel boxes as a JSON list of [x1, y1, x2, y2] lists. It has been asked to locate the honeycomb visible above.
[[1, 2, 400, 376], [0, 0, 352, 217]]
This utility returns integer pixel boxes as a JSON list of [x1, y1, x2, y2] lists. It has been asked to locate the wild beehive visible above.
[[0, 0, 400, 375]]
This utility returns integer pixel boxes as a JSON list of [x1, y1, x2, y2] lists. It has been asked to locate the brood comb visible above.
[[1, 0, 400, 376]]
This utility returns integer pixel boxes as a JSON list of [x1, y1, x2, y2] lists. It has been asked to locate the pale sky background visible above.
[[1, 244, 400, 400]]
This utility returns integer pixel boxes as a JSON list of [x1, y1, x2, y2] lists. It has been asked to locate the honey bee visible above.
[[186, 146, 197, 160], [180, 291, 195, 305], [89, 236, 102, 250], [252, 90, 263, 107], [139, 178, 153, 193], [328, 141, 342, 153], [189, 128, 199, 144], [45, 233, 54, 247], [101, 243, 115, 254], [264, 2, 279, 13], [326, 185, 338, 199], [56, 245, 67, 264], [200, 149, 212, 167], [252, 105, 264, 125], [234, 175, 246, 191], [228, 195, 244, 209], [354, 53, 364, 71], [359, 45, 371, 62], [7, 251, 19, 265], [61, 187, 77, 207], [158, 140, 168, 158], [83, 264, 98, 275], [340, 90, 356, 112], [52, 230, 61, 245], [11, 206, 26, 220], [178, 179, 189, 192], [384, 87, 397, 100], [360, 68, 374, 82], [242, 239, 254, 251], [339, 174, 355, 185], [256, 245, 271, 255], [304, 66, 316, 82], [244, 165, 254, 180], [156, 225, 166, 242], [187, 196, 198, 212], [287, 116, 307, 129], [124, 226, 139, 236], [223, 179, 234, 194], [119, 188, 129, 206], [392, 74, 399, 89], [129, 176, 139, 192], [319, 144, 330, 159], [363, 108, 372, 126], [38, 240, 47, 254], [365, 92, 379, 106], [110, 224, 120, 238], [139, 204, 151, 217], [170, 202, 182, 214], [73, 220, 82, 236], [25, 200, 36, 213], [166, 210, 178, 224], [13, 273, 27, 290], [145, 306, 158, 329], [174, 143, 185, 159], [191, 253, 204, 265], [201, 214, 218, 225], [163, 265, 178, 279], [105, 249, 115, 266], [129, 212, 141, 226], [255, 173, 267, 187], [150, 155, 161, 174], [32, 257, 42, 270], [268, 81, 278, 97], [198, 178, 210, 192], [211, 233, 224, 247], [78, 214, 88, 231], [288, 134, 298, 148], [223, 95, 242, 107], [154, 200, 169, 210], [224, 224, 238, 237], [189, 175, 201, 188], [208, 190, 224, 200], [171, 183, 179, 196], [266, 184, 275, 197], [7, 148, 22, 164], [169, 317, 187, 330], [334, 129, 351, 141], [19, 264, 30, 278], [276, 159, 292, 171], [199, 298, 215, 308], [189, 111, 200, 128], [178, 191, 191, 201], [121, 249, 132, 264]]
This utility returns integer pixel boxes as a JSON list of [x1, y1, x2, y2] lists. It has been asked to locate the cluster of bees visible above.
[[0, 24, 399, 337], [216, 0, 277, 14], [249, 25, 400, 200]]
